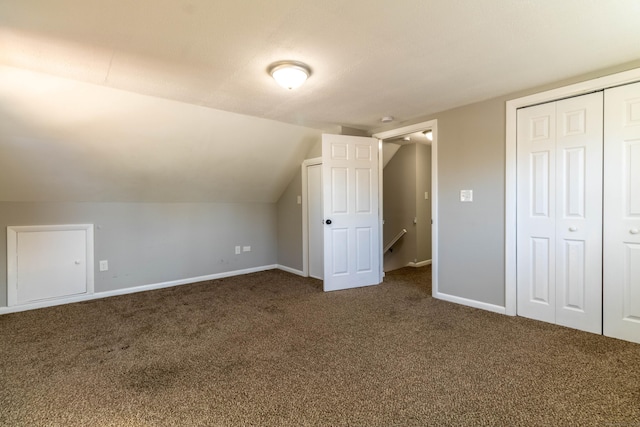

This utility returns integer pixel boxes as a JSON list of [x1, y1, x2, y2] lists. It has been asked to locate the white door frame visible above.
[[373, 119, 438, 293], [301, 157, 323, 277], [505, 67, 640, 316]]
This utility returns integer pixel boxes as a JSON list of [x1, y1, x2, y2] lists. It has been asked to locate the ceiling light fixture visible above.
[[424, 130, 433, 141], [268, 61, 311, 90], [381, 116, 394, 123]]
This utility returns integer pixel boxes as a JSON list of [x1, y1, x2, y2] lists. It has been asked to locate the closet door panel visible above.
[[517, 102, 557, 323], [555, 93, 603, 334], [604, 82, 640, 344]]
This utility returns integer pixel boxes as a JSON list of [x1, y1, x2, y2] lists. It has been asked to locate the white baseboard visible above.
[[433, 291, 506, 315], [276, 265, 306, 277], [0, 264, 278, 315], [407, 259, 432, 268]]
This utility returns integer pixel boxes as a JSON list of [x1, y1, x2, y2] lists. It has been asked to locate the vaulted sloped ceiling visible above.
[[0, 66, 320, 202], [1, 1, 640, 202]]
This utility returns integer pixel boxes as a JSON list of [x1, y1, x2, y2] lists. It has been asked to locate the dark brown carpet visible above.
[[1, 266, 639, 426]]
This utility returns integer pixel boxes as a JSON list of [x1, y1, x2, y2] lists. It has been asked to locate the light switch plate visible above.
[[99, 260, 108, 271], [460, 189, 473, 202], [235, 246, 241, 255]]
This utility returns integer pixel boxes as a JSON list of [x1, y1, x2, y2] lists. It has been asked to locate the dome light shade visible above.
[[269, 61, 311, 90], [424, 130, 433, 141]]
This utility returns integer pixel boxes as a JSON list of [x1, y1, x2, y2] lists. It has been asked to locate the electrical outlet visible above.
[[99, 260, 109, 271], [243, 246, 251, 252], [235, 246, 241, 255]]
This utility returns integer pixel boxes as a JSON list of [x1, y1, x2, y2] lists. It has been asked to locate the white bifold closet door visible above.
[[604, 82, 640, 344], [517, 92, 603, 334]]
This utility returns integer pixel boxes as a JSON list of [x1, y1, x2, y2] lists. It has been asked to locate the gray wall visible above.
[[435, 99, 507, 306], [416, 143, 432, 262], [277, 169, 303, 271], [0, 202, 277, 307]]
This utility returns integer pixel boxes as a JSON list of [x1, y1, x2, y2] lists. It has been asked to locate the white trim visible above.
[[276, 264, 306, 277], [373, 119, 439, 298], [432, 124, 439, 300], [434, 291, 507, 315], [7, 228, 17, 306], [373, 121, 438, 140], [0, 264, 278, 315], [505, 67, 640, 317], [301, 157, 322, 278], [7, 224, 94, 307], [378, 138, 384, 283], [505, 103, 517, 316], [407, 259, 432, 268]]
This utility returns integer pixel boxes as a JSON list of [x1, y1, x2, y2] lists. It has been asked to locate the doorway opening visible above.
[[302, 158, 323, 280], [301, 120, 438, 294], [379, 130, 432, 273], [373, 120, 438, 294]]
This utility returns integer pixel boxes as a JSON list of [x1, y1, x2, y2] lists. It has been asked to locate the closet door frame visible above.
[[505, 67, 640, 316]]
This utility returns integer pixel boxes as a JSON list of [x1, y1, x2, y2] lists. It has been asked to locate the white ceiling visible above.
[[3, 0, 640, 130], [1, 1, 640, 203]]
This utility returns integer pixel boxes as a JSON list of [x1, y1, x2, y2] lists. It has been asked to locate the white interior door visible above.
[[517, 92, 603, 334], [604, 82, 640, 344], [322, 134, 380, 291], [307, 163, 324, 280]]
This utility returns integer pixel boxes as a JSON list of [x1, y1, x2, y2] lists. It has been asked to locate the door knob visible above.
[[325, 219, 332, 225], [569, 227, 578, 232], [74, 260, 81, 265], [631, 228, 639, 235]]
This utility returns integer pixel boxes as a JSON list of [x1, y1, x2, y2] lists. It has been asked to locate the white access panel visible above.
[[7, 224, 94, 306], [322, 134, 380, 291], [604, 82, 640, 344]]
